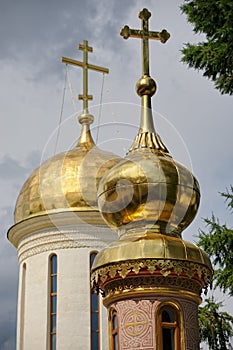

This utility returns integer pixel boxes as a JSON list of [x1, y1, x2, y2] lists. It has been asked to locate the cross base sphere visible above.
[[136, 76, 157, 97]]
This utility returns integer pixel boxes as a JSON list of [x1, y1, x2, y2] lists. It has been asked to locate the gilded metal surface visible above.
[[91, 256, 212, 290], [92, 9, 212, 297], [91, 258, 212, 289], [14, 126, 121, 223], [62, 57, 109, 74], [15, 40, 121, 223], [98, 148, 200, 235], [136, 76, 156, 97], [100, 9, 198, 232], [120, 9, 170, 152], [62, 39, 109, 113], [91, 234, 212, 273], [120, 8, 170, 77], [103, 275, 202, 299], [95, 9, 209, 285], [128, 130, 168, 153]]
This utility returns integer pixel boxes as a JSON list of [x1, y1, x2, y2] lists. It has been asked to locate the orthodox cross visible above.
[[62, 40, 109, 113], [120, 8, 170, 76]]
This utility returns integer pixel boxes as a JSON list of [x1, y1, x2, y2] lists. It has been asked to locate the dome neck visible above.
[[140, 95, 155, 133], [76, 112, 95, 149], [128, 94, 169, 154], [118, 225, 182, 241]]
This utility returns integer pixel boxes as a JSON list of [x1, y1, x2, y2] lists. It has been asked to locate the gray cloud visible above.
[[0, 0, 134, 83], [0, 156, 28, 179]]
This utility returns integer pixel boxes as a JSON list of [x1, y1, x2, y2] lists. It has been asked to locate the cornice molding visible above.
[[7, 212, 117, 263]]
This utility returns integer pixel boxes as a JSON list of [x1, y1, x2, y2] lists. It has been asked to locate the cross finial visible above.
[[120, 8, 170, 78], [62, 40, 109, 124], [120, 9, 170, 153]]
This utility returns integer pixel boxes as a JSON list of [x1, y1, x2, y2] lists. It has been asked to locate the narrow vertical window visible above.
[[158, 305, 180, 350], [111, 310, 118, 350], [90, 252, 100, 350], [50, 254, 57, 350]]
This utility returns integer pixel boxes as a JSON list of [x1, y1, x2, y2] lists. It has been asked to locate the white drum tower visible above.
[[8, 40, 120, 350]]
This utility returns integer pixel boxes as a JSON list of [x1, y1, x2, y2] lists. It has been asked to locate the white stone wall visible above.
[[9, 213, 117, 350], [17, 251, 49, 350], [57, 248, 91, 348]]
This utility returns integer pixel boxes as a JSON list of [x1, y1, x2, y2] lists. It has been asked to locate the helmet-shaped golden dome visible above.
[[14, 115, 121, 224]]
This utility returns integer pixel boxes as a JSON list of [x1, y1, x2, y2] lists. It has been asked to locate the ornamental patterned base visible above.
[[109, 296, 199, 350]]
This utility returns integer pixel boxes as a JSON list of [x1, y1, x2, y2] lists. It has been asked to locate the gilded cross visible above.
[[62, 40, 109, 113], [120, 8, 170, 76]]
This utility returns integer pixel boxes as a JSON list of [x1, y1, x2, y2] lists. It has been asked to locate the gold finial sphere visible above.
[[136, 76, 157, 97]]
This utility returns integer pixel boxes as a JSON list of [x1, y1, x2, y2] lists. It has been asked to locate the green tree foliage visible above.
[[181, 0, 233, 94], [199, 297, 233, 350], [198, 188, 233, 349], [198, 187, 233, 295]]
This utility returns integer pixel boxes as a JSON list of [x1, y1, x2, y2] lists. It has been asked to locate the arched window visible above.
[[110, 309, 118, 350], [90, 252, 100, 350], [157, 304, 180, 350], [50, 254, 57, 350]]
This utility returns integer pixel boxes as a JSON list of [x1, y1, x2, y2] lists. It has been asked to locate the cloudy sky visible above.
[[1, 0, 233, 348]]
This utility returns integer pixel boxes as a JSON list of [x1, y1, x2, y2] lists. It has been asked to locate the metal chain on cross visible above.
[[66, 64, 78, 112], [62, 40, 109, 126], [54, 64, 68, 155]]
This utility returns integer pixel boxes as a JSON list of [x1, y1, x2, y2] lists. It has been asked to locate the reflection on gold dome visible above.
[[14, 124, 121, 224], [98, 147, 200, 237]]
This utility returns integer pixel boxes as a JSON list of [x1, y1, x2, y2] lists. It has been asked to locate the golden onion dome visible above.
[[14, 114, 121, 224], [98, 82, 200, 237], [94, 135, 205, 271], [91, 9, 212, 293], [98, 22, 199, 237], [93, 82, 206, 280], [98, 145, 200, 237], [97, 9, 200, 238]]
